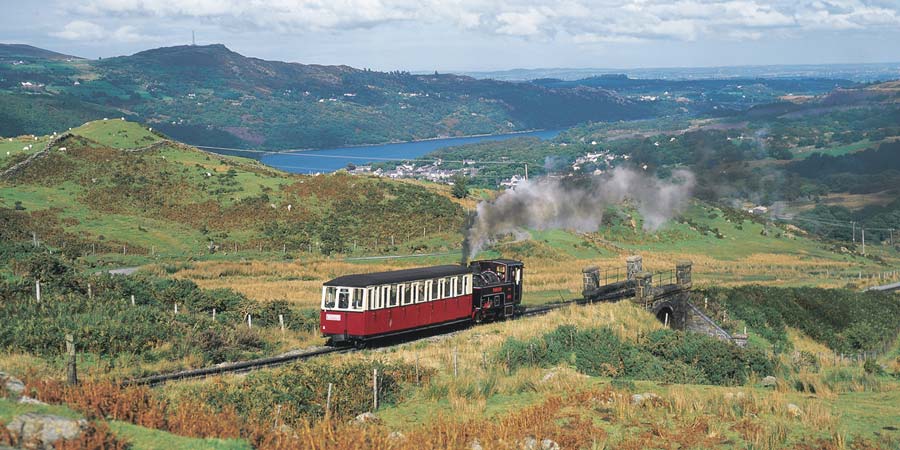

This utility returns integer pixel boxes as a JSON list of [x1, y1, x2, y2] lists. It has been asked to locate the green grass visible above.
[[108, 421, 251, 450], [0, 397, 82, 422], [0, 135, 50, 167], [792, 139, 876, 159], [70, 119, 162, 149]]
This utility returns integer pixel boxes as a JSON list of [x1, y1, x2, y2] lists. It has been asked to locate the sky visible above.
[[2, 0, 900, 72]]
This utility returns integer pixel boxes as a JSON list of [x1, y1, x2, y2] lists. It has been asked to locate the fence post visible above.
[[247, 314, 252, 329], [279, 314, 285, 334], [130, 294, 135, 306], [453, 347, 458, 377], [88, 284, 92, 300], [373, 368, 378, 411], [326, 382, 333, 420], [174, 302, 178, 314], [35, 280, 41, 303], [66, 334, 77, 385]]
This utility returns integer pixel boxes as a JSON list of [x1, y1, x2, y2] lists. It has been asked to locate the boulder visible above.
[[470, 439, 483, 450], [522, 435, 538, 450], [761, 376, 777, 387], [1, 372, 25, 397], [6, 413, 87, 450], [786, 403, 803, 418], [18, 396, 47, 406], [541, 438, 560, 450], [388, 431, 406, 441], [631, 392, 661, 405], [352, 412, 380, 425]]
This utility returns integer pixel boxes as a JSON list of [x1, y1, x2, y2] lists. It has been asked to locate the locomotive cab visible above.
[[469, 259, 524, 322]]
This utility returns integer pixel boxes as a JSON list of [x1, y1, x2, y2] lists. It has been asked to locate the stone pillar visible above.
[[676, 260, 693, 288], [582, 265, 600, 294], [626, 255, 643, 280], [634, 271, 653, 305]]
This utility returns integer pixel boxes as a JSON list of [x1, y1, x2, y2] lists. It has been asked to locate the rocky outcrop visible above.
[[5, 413, 87, 450], [1, 372, 25, 397]]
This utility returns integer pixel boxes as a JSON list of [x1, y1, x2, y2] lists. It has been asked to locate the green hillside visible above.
[[0, 120, 466, 262]]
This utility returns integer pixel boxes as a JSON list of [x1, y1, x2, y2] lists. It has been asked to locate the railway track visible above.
[[126, 299, 580, 387]]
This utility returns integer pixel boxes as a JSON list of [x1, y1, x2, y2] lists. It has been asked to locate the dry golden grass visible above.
[[170, 248, 880, 308]]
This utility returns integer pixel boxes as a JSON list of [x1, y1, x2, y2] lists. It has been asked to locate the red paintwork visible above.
[[321, 294, 473, 340]]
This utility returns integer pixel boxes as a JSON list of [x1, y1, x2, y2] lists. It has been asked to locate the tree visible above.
[[451, 174, 469, 199]]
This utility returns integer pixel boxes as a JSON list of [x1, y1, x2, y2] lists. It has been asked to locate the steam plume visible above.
[[462, 167, 695, 261]]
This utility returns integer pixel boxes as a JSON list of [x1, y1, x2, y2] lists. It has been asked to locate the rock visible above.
[[786, 403, 803, 418], [522, 435, 538, 450], [541, 370, 557, 383], [18, 396, 47, 406], [761, 376, 777, 387], [631, 392, 661, 405], [541, 438, 560, 450], [388, 431, 405, 441], [1, 372, 26, 396], [6, 413, 87, 450], [470, 439, 483, 450], [353, 412, 380, 425], [723, 392, 734, 401]]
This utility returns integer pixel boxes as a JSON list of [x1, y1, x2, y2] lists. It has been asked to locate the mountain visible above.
[[0, 43, 80, 61], [0, 43, 650, 150]]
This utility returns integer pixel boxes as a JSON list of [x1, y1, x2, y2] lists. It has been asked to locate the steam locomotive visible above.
[[320, 259, 524, 347]]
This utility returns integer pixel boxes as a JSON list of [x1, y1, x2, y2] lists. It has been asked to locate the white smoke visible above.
[[462, 167, 695, 260]]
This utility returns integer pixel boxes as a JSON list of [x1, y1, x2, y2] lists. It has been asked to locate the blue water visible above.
[[260, 129, 562, 174]]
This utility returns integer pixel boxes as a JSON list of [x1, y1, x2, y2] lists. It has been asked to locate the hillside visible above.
[[0, 43, 79, 61], [0, 43, 649, 150], [0, 119, 467, 262]]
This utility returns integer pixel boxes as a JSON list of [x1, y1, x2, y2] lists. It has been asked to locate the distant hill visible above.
[[0, 43, 80, 61], [0, 43, 650, 150]]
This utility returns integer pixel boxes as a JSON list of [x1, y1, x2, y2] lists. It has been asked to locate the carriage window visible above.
[[464, 275, 471, 294], [430, 279, 439, 300], [437, 278, 445, 299], [389, 285, 398, 307], [367, 287, 377, 310], [337, 288, 350, 309], [402, 284, 411, 305], [352, 288, 364, 310], [456, 276, 464, 296], [323, 287, 336, 309], [449, 277, 458, 297], [415, 282, 425, 303]]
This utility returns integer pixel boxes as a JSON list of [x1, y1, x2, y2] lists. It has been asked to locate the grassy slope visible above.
[[0, 120, 465, 261]]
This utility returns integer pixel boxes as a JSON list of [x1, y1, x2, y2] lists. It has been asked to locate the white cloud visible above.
[[66, 0, 900, 43], [52, 20, 106, 40], [52, 20, 153, 43]]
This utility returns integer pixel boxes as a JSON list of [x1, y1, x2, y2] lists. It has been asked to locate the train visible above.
[[320, 259, 524, 347]]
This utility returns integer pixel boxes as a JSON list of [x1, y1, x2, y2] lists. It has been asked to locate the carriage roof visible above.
[[323, 265, 472, 288]]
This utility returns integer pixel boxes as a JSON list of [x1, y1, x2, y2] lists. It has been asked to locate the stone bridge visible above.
[[580, 255, 746, 346]]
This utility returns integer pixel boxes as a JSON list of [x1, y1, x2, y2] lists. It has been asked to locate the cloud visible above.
[[52, 20, 106, 40], [52, 19, 153, 43], [66, 0, 900, 43]]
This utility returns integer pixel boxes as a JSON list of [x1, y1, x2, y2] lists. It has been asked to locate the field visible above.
[[2, 119, 900, 449]]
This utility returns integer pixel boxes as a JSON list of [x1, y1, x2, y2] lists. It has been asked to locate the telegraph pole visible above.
[[524, 163, 528, 181]]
